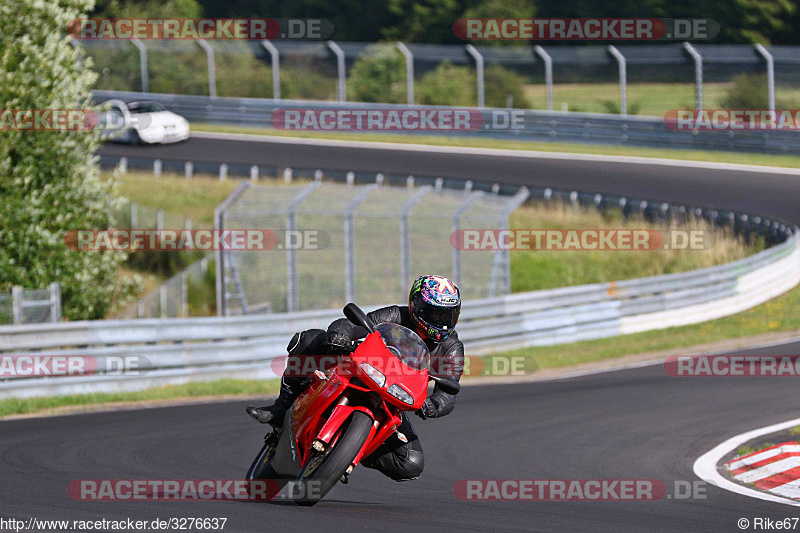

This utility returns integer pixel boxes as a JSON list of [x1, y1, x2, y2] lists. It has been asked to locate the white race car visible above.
[[98, 100, 190, 144]]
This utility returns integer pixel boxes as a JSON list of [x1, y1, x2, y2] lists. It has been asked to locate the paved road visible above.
[[7, 135, 788, 530], [98, 134, 800, 224], [2, 341, 800, 532]]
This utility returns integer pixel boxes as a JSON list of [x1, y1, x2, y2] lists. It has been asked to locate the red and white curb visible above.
[[726, 443, 800, 499], [694, 417, 800, 507]]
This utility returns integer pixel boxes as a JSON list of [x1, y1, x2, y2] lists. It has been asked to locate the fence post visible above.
[[285, 182, 320, 312], [261, 39, 281, 100], [11, 286, 22, 325], [130, 38, 149, 93], [156, 209, 164, 231], [533, 46, 553, 112], [346, 171, 355, 186], [49, 282, 61, 323], [396, 42, 414, 105], [215, 180, 250, 316], [154, 159, 162, 178], [159, 285, 167, 318], [185, 161, 193, 180], [344, 185, 377, 303], [119, 156, 128, 173], [219, 163, 228, 181], [452, 192, 484, 288], [491, 187, 529, 296], [197, 39, 217, 98], [754, 44, 775, 112], [400, 186, 432, 288], [465, 44, 485, 108], [181, 271, 188, 317], [130, 201, 138, 228], [250, 165, 259, 181], [284, 167, 293, 184], [683, 42, 703, 110], [607, 45, 627, 116], [327, 40, 346, 103]]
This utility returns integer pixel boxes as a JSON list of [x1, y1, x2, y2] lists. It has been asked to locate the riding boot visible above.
[[246, 376, 307, 427]]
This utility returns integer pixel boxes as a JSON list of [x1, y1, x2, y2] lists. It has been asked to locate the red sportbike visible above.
[[246, 303, 460, 505]]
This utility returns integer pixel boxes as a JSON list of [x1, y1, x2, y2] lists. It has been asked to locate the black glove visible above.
[[324, 330, 353, 355], [415, 398, 436, 420]]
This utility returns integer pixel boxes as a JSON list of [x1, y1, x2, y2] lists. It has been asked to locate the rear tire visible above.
[[292, 411, 373, 506], [246, 432, 287, 494]]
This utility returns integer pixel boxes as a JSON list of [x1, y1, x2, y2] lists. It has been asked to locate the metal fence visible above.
[[119, 256, 212, 319], [1, 230, 797, 399], [215, 180, 529, 316], [93, 90, 800, 154], [0, 284, 61, 325], [80, 40, 800, 115]]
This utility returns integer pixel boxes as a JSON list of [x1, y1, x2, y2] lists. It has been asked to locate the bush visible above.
[[0, 0, 139, 320], [720, 73, 770, 109], [347, 44, 407, 103], [418, 61, 476, 106], [484, 64, 531, 108]]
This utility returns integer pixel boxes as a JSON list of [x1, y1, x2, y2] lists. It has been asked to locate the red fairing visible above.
[[282, 323, 432, 486]]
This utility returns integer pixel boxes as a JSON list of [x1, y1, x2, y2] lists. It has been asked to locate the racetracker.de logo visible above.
[[664, 355, 800, 377], [63, 229, 328, 252], [67, 480, 280, 501], [665, 109, 800, 131], [453, 479, 706, 500], [0, 109, 97, 131], [67, 18, 333, 40], [450, 229, 713, 251], [0, 355, 151, 377], [452, 18, 718, 41], [272, 109, 485, 131]]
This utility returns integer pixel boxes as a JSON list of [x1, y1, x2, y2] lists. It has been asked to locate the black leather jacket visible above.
[[327, 305, 464, 418]]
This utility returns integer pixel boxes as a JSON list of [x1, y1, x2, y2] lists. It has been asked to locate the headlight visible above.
[[359, 363, 385, 388], [386, 384, 414, 405]]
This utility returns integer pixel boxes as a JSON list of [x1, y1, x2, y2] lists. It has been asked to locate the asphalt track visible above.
[[3, 342, 800, 532], [98, 134, 800, 224], [2, 136, 798, 531]]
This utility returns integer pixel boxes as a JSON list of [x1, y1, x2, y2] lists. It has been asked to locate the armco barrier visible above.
[[93, 90, 800, 154], [1, 232, 797, 399]]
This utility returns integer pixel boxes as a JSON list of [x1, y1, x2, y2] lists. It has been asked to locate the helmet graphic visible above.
[[408, 275, 461, 342]]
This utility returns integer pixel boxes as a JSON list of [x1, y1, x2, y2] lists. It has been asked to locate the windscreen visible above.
[[375, 322, 430, 371], [128, 101, 165, 113]]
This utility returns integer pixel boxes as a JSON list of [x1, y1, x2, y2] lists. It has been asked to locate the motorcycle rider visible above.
[[246, 274, 464, 482]]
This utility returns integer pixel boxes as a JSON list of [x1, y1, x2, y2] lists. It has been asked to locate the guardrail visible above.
[[93, 90, 800, 154], [1, 229, 797, 399]]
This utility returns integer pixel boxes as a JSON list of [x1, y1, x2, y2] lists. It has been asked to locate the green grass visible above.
[[523, 81, 800, 117], [736, 443, 776, 457], [0, 379, 280, 418], [117, 173, 240, 227], [487, 281, 800, 370], [193, 123, 800, 169], [509, 203, 757, 292], [789, 426, 800, 436]]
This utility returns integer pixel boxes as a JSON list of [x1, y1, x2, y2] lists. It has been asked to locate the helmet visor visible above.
[[418, 304, 459, 331]]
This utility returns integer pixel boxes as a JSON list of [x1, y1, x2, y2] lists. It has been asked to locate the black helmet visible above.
[[408, 275, 461, 342]]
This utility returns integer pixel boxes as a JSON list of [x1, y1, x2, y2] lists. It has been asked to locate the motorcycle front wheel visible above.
[[292, 411, 373, 506]]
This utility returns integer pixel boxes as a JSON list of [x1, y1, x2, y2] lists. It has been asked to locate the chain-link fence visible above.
[[0, 284, 61, 325], [119, 256, 213, 319], [215, 181, 529, 316], [80, 39, 800, 116]]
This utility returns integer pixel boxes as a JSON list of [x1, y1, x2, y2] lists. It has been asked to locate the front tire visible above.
[[292, 411, 373, 506]]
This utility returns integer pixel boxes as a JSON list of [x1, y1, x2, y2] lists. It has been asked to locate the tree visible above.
[[0, 0, 138, 319], [347, 44, 407, 103]]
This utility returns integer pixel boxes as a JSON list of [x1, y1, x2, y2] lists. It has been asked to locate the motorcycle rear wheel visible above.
[[245, 432, 284, 487], [292, 411, 373, 506]]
